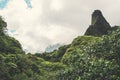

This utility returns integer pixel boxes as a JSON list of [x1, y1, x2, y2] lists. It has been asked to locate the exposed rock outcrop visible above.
[[85, 10, 111, 36]]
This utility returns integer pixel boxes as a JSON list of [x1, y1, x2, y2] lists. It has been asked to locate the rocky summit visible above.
[[85, 10, 111, 36]]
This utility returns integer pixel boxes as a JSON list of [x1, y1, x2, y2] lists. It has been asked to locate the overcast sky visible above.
[[0, 0, 120, 53]]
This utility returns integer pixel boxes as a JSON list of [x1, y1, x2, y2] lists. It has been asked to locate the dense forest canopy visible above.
[[0, 10, 120, 80]]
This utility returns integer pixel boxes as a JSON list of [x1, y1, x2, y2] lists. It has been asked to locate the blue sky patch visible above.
[[24, 0, 32, 8], [0, 0, 9, 9], [10, 29, 16, 33], [0, 0, 32, 9]]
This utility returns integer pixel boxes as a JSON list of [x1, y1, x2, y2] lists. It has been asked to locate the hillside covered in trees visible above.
[[0, 10, 120, 80]]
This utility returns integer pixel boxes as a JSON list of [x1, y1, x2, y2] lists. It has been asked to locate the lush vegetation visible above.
[[0, 12, 120, 80]]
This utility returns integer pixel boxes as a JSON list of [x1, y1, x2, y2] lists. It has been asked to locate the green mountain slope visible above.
[[0, 17, 23, 54], [0, 10, 120, 80]]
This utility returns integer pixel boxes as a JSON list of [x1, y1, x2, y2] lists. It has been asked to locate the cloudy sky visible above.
[[0, 0, 120, 53]]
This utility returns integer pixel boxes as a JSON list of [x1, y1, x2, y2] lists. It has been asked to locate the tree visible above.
[[0, 16, 7, 35]]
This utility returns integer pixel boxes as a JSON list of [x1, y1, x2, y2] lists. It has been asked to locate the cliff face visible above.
[[85, 10, 111, 36]]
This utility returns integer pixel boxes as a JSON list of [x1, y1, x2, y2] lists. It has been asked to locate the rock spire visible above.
[[85, 10, 111, 36]]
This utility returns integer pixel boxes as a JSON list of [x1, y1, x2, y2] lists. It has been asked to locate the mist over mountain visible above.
[[45, 43, 63, 52]]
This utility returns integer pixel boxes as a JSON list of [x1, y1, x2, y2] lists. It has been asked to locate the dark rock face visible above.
[[85, 10, 111, 36]]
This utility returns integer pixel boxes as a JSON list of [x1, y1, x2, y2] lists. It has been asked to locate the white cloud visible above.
[[0, 0, 120, 53], [50, 0, 63, 11]]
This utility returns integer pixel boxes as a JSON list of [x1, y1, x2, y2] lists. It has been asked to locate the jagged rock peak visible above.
[[91, 10, 103, 25], [85, 10, 111, 36], [92, 10, 102, 16]]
